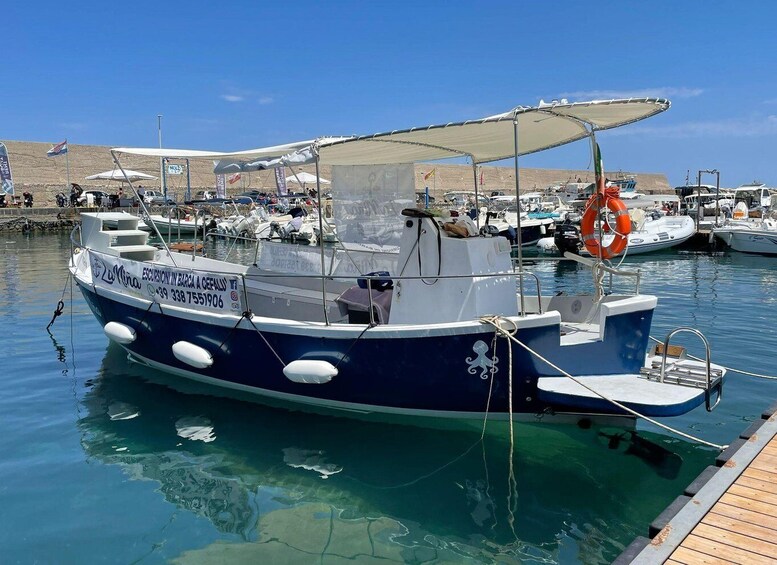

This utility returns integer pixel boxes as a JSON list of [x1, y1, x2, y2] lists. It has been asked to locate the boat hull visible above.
[[76, 281, 654, 419], [714, 228, 777, 255]]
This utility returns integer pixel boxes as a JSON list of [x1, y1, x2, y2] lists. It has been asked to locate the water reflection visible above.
[[78, 345, 715, 563]]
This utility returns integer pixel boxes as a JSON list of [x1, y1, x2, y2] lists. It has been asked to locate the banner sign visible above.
[[167, 164, 184, 175], [275, 167, 288, 196], [88, 251, 243, 314], [215, 174, 226, 198], [0, 142, 15, 195]]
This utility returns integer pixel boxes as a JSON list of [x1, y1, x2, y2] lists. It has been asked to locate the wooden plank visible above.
[[704, 512, 777, 544], [750, 457, 777, 474], [755, 445, 777, 459], [668, 545, 736, 564], [742, 467, 777, 487], [737, 475, 777, 496], [718, 493, 775, 518], [681, 533, 775, 563], [710, 502, 777, 529], [750, 451, 777, 468], [692, 522, 777, 559], [727, 484, 777, 506]]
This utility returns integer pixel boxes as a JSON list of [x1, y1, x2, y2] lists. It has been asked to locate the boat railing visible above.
[[652, 327, 723, 412], [238, 268, 545, 325]]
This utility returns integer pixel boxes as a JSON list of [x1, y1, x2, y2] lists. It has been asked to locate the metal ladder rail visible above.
[[660, 327, 722, 412]]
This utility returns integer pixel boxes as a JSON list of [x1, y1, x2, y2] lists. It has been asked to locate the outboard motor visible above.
[[554, 219, 582, 255], [23, 192, 33, 208]]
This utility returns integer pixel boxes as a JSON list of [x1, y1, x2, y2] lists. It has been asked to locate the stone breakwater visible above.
[[0, 214, 76, 233]]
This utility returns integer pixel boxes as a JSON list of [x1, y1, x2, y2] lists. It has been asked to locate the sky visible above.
[[3, 1, 777, 188]]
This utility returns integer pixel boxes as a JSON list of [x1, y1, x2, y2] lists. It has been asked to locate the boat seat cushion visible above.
[[335, 286, 393, 324]]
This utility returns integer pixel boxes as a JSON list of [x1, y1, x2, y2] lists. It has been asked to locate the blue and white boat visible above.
[[69, 98, 725, 426]]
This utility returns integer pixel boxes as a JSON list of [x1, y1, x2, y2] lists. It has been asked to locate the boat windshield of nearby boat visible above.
[[732, 182, 777, 215], [69, 98, 728, 429]]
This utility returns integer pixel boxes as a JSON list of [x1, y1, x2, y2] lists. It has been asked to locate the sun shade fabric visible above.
[[111, 98, 669, 166], [85, 169, 157, 181], [113, 139, 337, 160], [317, 99, 669, 165]]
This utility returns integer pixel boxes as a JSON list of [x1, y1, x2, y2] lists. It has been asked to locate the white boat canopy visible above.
[[286, 171, 330, 185], [112, 98, 669, 167], [85, 168, 157, 181]]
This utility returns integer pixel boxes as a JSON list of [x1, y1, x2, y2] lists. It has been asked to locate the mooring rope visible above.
[[46, 272, 73, 330], [649, 335, 777, 381], [480, 316, 728, 450], [243, 314, 286, 368]]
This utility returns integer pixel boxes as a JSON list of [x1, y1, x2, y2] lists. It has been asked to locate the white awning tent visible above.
[[112, 98, 670, 171], [85, 169, 157, 182], [286, 171, 330, 185]]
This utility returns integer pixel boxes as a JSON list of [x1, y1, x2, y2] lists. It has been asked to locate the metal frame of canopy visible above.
[[110, 98, 671, 321]]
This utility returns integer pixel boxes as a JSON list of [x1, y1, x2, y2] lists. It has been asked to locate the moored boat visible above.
[[713, 213, 777, 255], [69, 98, 726, 426]]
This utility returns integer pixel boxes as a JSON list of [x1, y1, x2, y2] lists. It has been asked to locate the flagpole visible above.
[[158, 115, 164, 199], [65, 144, 71, 191]]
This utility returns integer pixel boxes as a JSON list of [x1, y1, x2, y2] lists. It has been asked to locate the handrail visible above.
[[69, 223, 82, 248], [659, 327, 722, 411]]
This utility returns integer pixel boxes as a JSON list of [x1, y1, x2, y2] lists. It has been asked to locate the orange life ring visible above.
[[580, 191, 631, 259]]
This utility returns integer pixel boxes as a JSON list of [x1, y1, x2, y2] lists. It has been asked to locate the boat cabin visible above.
[[733, 182, 776, 212]]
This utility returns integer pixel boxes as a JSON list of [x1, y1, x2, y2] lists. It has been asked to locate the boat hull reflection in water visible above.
[[79, 344, 713, 563]]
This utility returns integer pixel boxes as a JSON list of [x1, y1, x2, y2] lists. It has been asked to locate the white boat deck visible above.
[[559, 322, 601, 345]]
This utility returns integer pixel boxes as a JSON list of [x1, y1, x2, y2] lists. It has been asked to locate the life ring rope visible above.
[[580, 188, 631, 259]]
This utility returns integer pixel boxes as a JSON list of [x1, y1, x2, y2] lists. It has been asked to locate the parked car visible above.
[[148, 193, 176, 205], [415, 191, 436, 204], [77, 190, 111, 207]]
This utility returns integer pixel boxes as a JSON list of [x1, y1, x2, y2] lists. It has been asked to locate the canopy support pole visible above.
[[314, 153, 329, 325], [472, 162, 481, 229], [512, 114, 525, 316], [589, 128, 604, 263]]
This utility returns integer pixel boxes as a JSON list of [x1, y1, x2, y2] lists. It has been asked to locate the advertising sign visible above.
[[0, 142, 15, 195], [275, 167, 288, 196], [88, 251, 243, 314]]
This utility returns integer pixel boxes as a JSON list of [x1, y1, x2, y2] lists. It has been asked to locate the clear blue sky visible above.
[[4, 1, 777, 188]]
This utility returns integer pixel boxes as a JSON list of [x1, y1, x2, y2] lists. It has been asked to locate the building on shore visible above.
[[1, 140, 671, 206]]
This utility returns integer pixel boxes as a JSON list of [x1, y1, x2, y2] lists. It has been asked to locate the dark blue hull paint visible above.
[[80, 284, 654, 417]]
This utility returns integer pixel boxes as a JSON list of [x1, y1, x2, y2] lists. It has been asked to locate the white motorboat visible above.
[[713, 216, 777, 255], [69, 98, 727, 426], [538, 210, 696, 256]]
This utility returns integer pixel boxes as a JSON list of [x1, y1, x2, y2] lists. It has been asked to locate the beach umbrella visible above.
[[286, 171, 330, 185], [85, 169, 157, 182]]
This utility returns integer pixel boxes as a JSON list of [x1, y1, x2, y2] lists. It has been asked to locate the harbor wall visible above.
[[1, 140, 672, 207]]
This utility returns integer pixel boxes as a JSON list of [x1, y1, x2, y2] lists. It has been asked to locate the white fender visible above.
[[172, 341, 213, 369], [283, 360, 338, 384], [104, 322, 136, 344]]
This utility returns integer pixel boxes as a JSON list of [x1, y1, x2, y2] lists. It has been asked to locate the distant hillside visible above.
[[2, 140, 671, 205]]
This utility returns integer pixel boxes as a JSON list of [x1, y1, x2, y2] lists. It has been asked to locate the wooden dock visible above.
[[616, 403, 777, 564]]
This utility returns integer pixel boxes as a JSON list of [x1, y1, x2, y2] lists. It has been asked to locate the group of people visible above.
[[0, 192, 33, 207]]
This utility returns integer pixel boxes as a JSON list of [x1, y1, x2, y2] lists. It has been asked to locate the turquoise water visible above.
[[2, 234, 776, 564]]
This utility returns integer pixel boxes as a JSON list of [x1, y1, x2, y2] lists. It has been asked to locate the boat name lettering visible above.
[[141, 267, 228, 291], [92, 256, 141, 291], [89, 252, 241, 314]]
